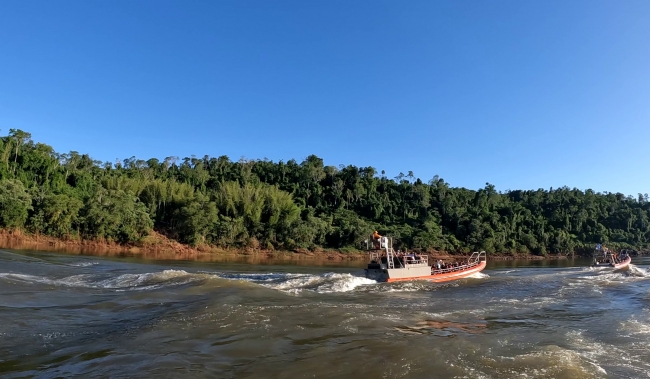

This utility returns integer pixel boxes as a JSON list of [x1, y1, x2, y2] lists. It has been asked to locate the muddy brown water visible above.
[[1, 250, 649, 378]]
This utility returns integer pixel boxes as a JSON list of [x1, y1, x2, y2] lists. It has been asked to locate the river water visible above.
[[1, 250, 649, 379]]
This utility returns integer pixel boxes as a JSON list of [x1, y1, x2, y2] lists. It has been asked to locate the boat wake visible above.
[[625, 264, 650, 278], [0, 268, 411, 295], [573, 264, 650, 284], [223, 268, 492, 295], [214, 271, 378, 294], [0, 269, 208, 291], [0, 266, 493, 296]]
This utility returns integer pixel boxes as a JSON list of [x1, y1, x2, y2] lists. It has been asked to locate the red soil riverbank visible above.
[[0, 230, 569, 262]]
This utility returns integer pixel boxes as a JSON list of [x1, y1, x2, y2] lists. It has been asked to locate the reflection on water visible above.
[[0, 238, 368, 267], [0, 249, 649, 378]]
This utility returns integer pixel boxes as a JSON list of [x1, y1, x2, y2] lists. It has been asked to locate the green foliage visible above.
[[173, 192, 218, 246], [0, 179, 32, 228], [29, 193, 83, 237], [1, 129, 649, 255], [413, 218, 444, 250], [80, 188, 153, 243]]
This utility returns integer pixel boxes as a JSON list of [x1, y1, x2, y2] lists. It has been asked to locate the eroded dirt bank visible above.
[[0, 230, 569, 262]]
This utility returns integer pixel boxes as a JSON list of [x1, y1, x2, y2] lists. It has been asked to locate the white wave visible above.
[[383, 281, 440, 292], [468, 272, 490, 279], [497, 296, 553, 305], [0, 269, 205, 291], [70, 261, 99, 267], [0, 269, 378, 294], [97, 269, 207, 290], [0, 272, 60, 286], [565, 329, 636, 375], [213, 271, 378, 294], [494, 269, 518, 275], [315, 273, 378, 293], [264, 274, 323, 292], [574, 270, 635, 284], [619, 318, 650, 336], [270, 272, 377, 294], [626, 265, 650, 278], [462, 344, 607, 378]]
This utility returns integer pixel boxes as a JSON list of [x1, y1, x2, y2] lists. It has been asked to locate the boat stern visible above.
[[365, 263, 389, 282]]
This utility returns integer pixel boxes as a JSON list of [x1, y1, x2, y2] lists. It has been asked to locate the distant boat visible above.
[[592, 246, 631, 269], [363, 235, 486, 283]]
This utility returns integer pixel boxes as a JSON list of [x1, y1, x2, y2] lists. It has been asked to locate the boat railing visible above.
[[404, 254, 428, 267], [430, 251, 485, 275], [431, 261, 479, 275], [468, 251, 487, 264]]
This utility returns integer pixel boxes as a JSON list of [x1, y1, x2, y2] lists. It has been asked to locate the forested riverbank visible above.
[[1, 129, 648, 258]]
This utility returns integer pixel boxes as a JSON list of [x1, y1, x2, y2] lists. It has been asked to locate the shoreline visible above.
[[0, 230, 576, 262]]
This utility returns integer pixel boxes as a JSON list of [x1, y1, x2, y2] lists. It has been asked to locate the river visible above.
[[1, 249, 649, 378]]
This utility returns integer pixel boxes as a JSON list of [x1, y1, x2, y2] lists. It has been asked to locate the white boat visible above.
[[364, 234, 486, 283]]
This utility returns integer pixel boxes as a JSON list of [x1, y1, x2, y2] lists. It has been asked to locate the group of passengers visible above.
[[594, 251, 627, 265], [432, 260, 465, 274], [395, 250, 423, 263]]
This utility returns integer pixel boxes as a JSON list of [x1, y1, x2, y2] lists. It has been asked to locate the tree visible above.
[[80, 188, 153, 243], [1, 128, 650, 256], [0, 179, 32, 228], [8, 129, 32, 174], [30, 193, 83, 237], [174, 192, 218, 245]]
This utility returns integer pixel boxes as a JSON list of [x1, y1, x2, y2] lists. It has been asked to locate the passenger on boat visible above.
[[373, 231, 382, 248]]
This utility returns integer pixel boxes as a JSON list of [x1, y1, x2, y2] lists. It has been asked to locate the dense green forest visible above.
[[0, 129, 648, 256]]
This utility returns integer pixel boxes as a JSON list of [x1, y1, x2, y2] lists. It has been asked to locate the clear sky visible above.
[[1, 0, 649, 195]]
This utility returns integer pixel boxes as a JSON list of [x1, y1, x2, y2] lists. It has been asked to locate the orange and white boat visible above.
[[592, 246, 631, 270], [364, 234, 486, 283]]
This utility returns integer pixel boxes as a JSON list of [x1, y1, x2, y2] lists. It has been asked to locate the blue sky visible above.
[[1, 0, 649, 195]]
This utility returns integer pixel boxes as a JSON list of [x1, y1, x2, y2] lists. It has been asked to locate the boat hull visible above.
[[613, 256, 631, 269], [365, 261, 487, 283], [388, 261, 487, 283], [593, 256, 631, 269]]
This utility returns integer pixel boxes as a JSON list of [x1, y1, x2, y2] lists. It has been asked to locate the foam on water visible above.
[[564, 328, 650, 377], [97, 269, 206, 290], [493, 269, 519, 275], [626, 264, 650, 278], [1, 268, 382, 295], [214, 271, 378, 294], [573, 267, 648, 285], [70, 261, 100, 267], [619, 318, 650, 336], [0, 269, 207, 291], [0, 272, 60, 286], [459, 344, 607, 379]]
